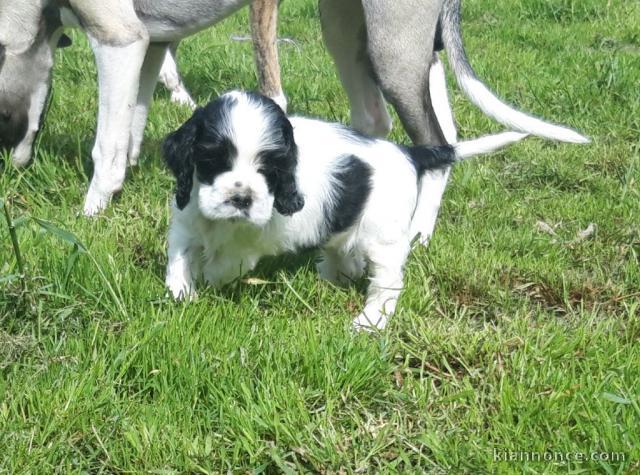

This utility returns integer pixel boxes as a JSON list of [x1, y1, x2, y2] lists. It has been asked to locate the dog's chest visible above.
[[194, 218, 282, 286]]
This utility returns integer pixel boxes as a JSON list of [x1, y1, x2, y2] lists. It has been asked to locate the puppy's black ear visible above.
[[163, 108, 203, 209], [273, 116, 305, 216]]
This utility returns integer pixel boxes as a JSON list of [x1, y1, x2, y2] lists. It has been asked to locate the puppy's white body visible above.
[[165, 92, 526, 330]]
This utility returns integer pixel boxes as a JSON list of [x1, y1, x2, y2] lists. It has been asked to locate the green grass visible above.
[[1, 0, 639, 472]]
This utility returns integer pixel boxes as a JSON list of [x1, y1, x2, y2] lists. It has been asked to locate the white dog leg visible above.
[[353, 242, 410, 331], [317, 248, 366, 285], [128, 43, 169, 166], [158, 45, 196, 109], [84, 35, 149, 216], [319, 0, 391, 137], [410, 54, 458, 246], [166, 223, 199, 300]]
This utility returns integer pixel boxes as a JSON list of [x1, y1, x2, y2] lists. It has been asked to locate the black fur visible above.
[[244, 92, 304, 216], [434, 19, 444, 52], [162, 107, 203, 209], [194, 95, 239, 184], [404, 144, 457, 176], [324, 155, 373, 235]]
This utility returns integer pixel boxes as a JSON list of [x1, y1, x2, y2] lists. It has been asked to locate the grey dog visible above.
[[0, 0, 587, 238]]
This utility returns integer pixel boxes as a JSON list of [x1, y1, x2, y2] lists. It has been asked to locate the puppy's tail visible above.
[[408, 131, 529, 174], [441, 0, 589, 144]]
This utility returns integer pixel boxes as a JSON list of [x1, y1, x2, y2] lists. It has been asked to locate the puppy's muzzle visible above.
[[229, 193, 252, 210]]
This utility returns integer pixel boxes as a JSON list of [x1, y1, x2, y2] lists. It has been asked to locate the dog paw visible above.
[[11, 142, 34, 168], [83, 190, 111, 216], [170, 88, 197, 110], [166, 283, 196, 301], [352, 311, 388, 332]]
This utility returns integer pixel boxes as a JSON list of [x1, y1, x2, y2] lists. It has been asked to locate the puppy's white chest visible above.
[[196, 220, 267, 287]]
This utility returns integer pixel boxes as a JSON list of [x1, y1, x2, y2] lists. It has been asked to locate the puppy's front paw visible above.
[[352, 310, 388, 332], [166, 277, 197, 301]]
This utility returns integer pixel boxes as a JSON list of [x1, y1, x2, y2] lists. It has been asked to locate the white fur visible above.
[[456, 75, 589, 144], [410, 54, 456, 246], [128, 44, 168, 166], [158, 49, 197, 109], [166, 92, 528, 330], [83, 34, 149, 216]]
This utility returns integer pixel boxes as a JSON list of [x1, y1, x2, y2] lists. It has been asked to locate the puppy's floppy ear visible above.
[[163, 108, 203, 209], [273, 116, 305, 216]]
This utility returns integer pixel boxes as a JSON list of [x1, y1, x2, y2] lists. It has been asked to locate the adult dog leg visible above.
[[84, 36, 148, 215], [128, 43, 169, 166], [363, 1, 453, 245], [250, 0, 286, 111], [362, 0, 444, 145], [409, 54, 458, 245], [159, 42, 196, 109], [319, 0, 391, 137]]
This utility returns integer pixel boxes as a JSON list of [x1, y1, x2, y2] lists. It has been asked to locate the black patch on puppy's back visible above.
[[325, 155, 373, 235]]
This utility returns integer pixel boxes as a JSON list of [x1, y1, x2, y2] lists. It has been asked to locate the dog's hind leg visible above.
[[128, 43, 169, 166], [159, 42, 197, 109], [319, 0, 391, 137], [362, 1, 456, 246], [317, 248, 366, 285], [362, 0, 445, 146], [82, 5, 149, 215], [354, 240, 410, 331], [409, 54, 458, 246]]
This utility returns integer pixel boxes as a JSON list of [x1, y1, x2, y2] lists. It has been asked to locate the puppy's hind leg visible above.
[[128, 43, 169, 166], [409, 54, 458, 246], [319, 0, 391, 137], [353, 241, 410, 331], [83, 20, 149, 215], [317, 247, 366, 285]]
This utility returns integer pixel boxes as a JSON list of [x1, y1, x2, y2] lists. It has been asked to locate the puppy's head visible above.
[[163, 91, 304, 226]]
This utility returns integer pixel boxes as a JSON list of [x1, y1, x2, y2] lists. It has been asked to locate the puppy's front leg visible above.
[[166, 223, 200, 300], [83, 31, 149, 215]]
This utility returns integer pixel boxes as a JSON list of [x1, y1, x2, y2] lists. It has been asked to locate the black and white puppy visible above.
[[163, 91, 527, 330]]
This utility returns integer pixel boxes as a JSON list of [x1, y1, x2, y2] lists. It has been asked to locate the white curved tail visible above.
[[454, 131, 529, 159], [441, 0, 589, 144]]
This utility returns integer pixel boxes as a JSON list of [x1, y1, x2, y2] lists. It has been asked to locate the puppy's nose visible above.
[[230, 193, 252, 209]]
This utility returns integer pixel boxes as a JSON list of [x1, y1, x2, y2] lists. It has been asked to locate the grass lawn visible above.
[[1, 0, 639, 472]]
